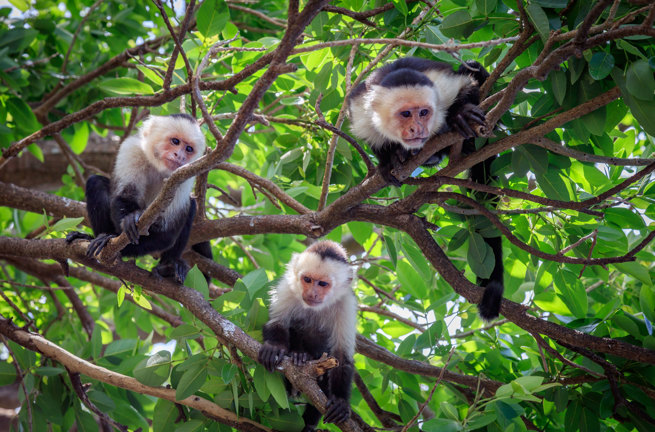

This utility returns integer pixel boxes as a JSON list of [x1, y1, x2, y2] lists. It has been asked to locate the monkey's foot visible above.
[[120, 210, 143, 244], [86, 233, 116, 257], [452, 103, 487, 139], [258, 342, 287, 372], [153, 258, 189, 284], [324, 397, 350, 424], [291, 351, 309, 366], [65, 231, 93, 244], [378, 164, 403, 187]]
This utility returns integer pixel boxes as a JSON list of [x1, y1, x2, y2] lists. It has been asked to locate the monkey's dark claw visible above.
[[65, 231, 93, 244], [258, 342, 286, 372], [120, 211, 142, 244], [153, 258, 189, 284], [86, 233, 115, 258], [291, 351, 309, 366], [324, 397, 350, 424], [455, 113, 477, 138]]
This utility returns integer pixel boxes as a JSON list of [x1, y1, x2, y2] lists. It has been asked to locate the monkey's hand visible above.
[[120, 211, 143, 244], [452, 103, 487, 139], [153, 258, 189, 284], [324, 396, 350, 424], [290, 351, 309, 366], [258, 342, 286, 372], [86, 233, 116, 258], [65, 231, 93, 243], [378, 164, 403, 187]]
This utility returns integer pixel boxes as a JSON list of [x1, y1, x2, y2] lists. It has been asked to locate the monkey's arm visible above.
[[259, 321, 290, 372], [323, 352, 353, 424]]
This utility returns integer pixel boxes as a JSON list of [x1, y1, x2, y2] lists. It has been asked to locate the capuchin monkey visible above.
[[347, 57, 503, 320], [66, 114, 213, 284], [259, 241, 357, 431]]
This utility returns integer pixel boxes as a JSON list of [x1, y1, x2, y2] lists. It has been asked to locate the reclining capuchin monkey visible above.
[[67, 114, 213, 283]]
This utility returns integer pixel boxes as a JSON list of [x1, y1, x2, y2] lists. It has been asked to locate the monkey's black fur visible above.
[[66, 174, 212, 283]]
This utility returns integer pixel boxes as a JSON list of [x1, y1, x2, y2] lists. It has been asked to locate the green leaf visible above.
[[49, 217, 84, 234], [348, 221, 373, 246], [440, 10, 475, 39], [640, 286, 655, 323], [396, 259, 429, 298], [132, 290, 152, 310], [536, 171, 571, 201], [626, 60, 655, 101], [104, 338, 137, 358], [476, 0, 498, 16], [98, 78, 154, 95], [554, 270, 588, 318], [588, 52, 614, 80], [196, 0, 230, 38], [526, 3, 550, 41], [612, 68, 655, 135], [391, 0, 409, 16], [117, 283, 126, 307], [534, 0, 567, 7], [8, 0, 29, 11], [34, 366, 65, 376], [27, 144, 44, 163], [516, 144, 548, 175], [152, 399, 178, 432], [0, 362, 16, 385], [169, 324, 201, 339], [265, 372, 289, 409], [240, 268, 269, 299], [134, 351, 171, 386], [175, 362, 208, 401], [468, 232, 494, 280], [604, 208, 645, 230], [422, 418, 462, 432], [186, 265, 209, 299], [448, 229, 469, 252], [70, 122, 89, 154], [252, 365, 270, 401], [613, 262, 652, 286], [551, 70, 567, 105], [7, 97, 39, 132]]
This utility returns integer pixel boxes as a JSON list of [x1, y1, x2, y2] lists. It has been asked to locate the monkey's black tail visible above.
[[477, 236, 504, 321], [469, 146, 504, 321]]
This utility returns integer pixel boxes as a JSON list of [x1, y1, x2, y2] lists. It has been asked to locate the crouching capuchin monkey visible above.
[[347, 56, 503, 320], [66, 114, 213, 283], [259, 241, 357, 431]]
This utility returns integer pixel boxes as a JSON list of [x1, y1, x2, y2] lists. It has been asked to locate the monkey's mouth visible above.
[[403, 137, 428, 148], [165, 159, 183, 170], [303, 298, 322, 307]]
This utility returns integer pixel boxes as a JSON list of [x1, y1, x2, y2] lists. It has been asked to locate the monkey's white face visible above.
[[289, 250, 353, 310], [140, 116, 206, 175], [370, 85, 438, 150]]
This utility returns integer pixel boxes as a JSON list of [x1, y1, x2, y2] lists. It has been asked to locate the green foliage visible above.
[[1, 1, 655, 431]]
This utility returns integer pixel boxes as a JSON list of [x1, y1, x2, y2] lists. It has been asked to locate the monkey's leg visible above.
[[323, 357, 353, 424], [152, 200, 196, 283], [301, 405, 321, 432], [66, 175, 117, 246], [190, 241, 213, 283]]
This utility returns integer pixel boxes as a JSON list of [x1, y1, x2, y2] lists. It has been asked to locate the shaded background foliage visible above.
[[0, 0, 654, 431]]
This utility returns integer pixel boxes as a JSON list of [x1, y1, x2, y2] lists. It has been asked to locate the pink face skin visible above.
[[396, 105, 433, 148], [159, 135, 198, 172], [300, 273, 332, 307]]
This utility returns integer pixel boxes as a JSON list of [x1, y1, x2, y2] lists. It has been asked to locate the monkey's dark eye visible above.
[[318, 281, 329, 287], [171, 138, 180, 145], [419, 109, 429, 116], [185, 145, 194, 153], [400, 111, 411, 118], [303, 276, 311, 283]]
